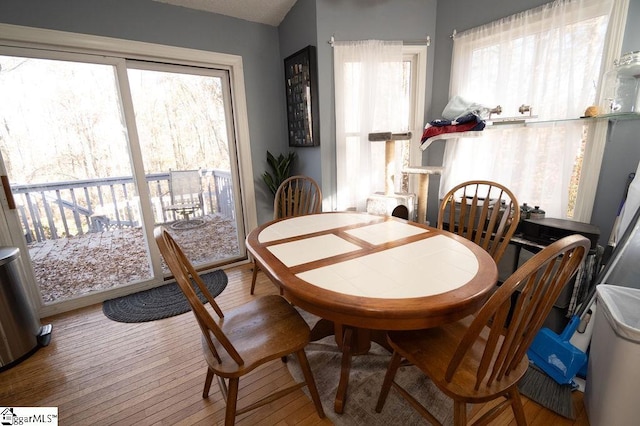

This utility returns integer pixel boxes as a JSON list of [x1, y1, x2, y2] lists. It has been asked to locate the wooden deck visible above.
[[27, 214, 240, 303], [0, 264, 591, 425]]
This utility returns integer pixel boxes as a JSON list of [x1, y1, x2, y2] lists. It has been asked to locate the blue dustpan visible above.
[[527, 315, 587, 385]]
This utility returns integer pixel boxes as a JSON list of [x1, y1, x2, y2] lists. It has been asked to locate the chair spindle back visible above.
[[445, 234, 590, 390], [154, 226, 243, 366], [438, 180, 520, 264], [274, 175, 322, 220]]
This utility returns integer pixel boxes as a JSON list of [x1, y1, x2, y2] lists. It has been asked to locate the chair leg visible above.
[[203, 368, 214, 398], [375, 350, 404, 413], [508, 387, 527, 425], [453, 400, 467, 426], [250, 261, 260, 295], [251, 260, 284, 295], [224, 377, 240, 426], [295, 349, 326, 418]]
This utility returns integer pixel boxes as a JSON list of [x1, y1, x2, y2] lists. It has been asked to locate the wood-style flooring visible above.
[[0, 264, 590, 425]]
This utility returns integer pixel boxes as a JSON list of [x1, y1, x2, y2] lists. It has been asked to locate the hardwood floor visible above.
[[0, 264, 590, 425]]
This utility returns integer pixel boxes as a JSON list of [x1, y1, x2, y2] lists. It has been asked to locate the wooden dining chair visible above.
[[438, 180, 520, 264], [375, 234, 590, 426], [154, 227, 325, 426], [250, 175, 322, 294]]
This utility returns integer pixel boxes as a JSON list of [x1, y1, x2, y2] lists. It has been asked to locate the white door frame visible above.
[[0, 24, 257, 317]]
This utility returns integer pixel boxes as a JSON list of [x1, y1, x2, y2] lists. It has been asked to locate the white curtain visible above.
[[334, 40, 404, 211], [574, 0, 629, 221], [443, 0, 619, 219]]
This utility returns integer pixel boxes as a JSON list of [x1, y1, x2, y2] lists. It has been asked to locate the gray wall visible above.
[[0, 0, 286, 225], [429, 0, 640, 242], [278, 0, 322, 187]]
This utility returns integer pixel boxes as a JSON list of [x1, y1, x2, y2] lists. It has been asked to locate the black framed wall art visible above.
[[284, 45, 320, 147]]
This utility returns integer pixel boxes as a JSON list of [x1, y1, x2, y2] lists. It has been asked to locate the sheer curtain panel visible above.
[[443, 0, 624, 220], [334, 40, 405, 212]]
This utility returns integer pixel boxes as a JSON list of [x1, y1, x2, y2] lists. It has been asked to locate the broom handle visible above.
[[575, 173, 638, 333], [605, 172, 635, 251], [576, 301, 594, 334]]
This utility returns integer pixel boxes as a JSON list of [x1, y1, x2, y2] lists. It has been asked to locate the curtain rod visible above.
[[328, 35, 431, 47]]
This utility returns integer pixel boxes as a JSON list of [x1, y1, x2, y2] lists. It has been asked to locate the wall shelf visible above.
[[420, 112, 640, 151]]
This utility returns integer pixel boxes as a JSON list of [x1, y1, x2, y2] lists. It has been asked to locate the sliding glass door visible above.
[[127, 61, 243, 273], [0, 48, 245, 315]]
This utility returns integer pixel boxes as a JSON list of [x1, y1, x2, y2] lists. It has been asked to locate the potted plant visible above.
[[262, 150, 296, 196]]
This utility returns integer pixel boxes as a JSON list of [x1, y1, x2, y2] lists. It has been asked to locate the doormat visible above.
[[102, 270, 227, 323]]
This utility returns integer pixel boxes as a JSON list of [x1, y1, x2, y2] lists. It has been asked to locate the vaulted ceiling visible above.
[[153, 0, 298, 26]]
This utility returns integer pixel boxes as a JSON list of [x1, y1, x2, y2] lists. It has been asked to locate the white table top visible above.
[[257, 212, 480, 299], [247, 212, 497, 330]]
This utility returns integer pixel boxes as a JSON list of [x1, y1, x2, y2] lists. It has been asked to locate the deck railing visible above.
[[11, 169, 234, 243]]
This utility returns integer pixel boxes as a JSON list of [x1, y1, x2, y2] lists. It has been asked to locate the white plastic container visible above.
[[585, 284, 640, 426], [601, 51, 640, 113]]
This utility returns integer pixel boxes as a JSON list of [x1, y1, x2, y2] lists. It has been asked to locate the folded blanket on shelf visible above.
[[421, 113, 486, 142], [441, 95, 491, 121]]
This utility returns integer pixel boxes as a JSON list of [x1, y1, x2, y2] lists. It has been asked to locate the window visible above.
[[443, 0, 627, 220], [334, 41, 427, 212]]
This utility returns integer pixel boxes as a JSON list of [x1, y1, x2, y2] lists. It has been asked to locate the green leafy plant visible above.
[[262, 150, 297, 196]]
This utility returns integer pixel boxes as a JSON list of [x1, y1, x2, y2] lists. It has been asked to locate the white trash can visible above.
[[585, 284, 640, 426]]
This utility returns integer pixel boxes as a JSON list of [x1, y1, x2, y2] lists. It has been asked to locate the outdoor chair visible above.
[[154, 226, 325, 426], [164, 169, 204, 228], [438, 180, 520, 264], [375, 234, 590, 425], [250, 175, 322, 295]]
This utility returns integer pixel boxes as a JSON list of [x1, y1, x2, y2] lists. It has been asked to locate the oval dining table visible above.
[[246, 211, 498, 414]]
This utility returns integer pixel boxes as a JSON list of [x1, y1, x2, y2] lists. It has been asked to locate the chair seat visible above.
[[203, 295, 310, 377], [387, 316, 529, 403]]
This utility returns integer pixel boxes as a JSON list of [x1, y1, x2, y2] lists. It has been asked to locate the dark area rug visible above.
[[102, 270, 227, 323], [287, 337, 454, 425], [287, 309, 463, 425]]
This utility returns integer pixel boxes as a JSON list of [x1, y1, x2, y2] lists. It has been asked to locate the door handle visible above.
[[1, 175, 16, 210]]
